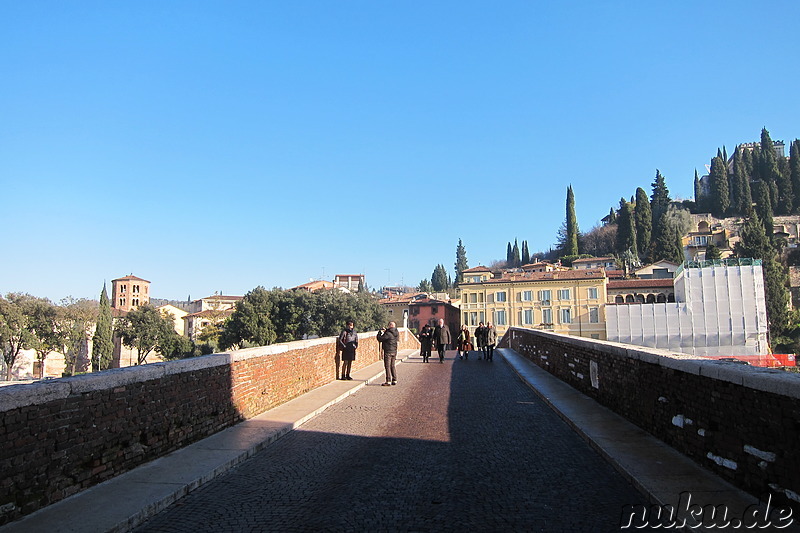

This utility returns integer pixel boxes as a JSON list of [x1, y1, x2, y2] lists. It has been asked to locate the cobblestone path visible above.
[[136, 352, 648, 532]]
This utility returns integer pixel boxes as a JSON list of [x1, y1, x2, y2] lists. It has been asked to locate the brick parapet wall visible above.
[[0, 329, 417, 524], [500, 327, 800, 507]]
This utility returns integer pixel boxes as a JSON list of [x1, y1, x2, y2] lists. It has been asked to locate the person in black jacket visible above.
[[376, 321, 400, 386], [419, 324, 433, 363], [337, 321, 358, 380]]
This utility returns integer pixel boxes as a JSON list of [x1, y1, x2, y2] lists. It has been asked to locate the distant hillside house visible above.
[[292, 280, 335, 292], [571, 257, 616, 270], [334, 274, 365, 291]]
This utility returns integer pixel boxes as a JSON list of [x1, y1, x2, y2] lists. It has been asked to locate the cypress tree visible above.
[[506, 242, 513, 265], [634, 187, 652, 261], [565, 185, 579, 256], [791, 140, 800, 213], [616, 198, 637, 258], [694, 170, 703, 212], [754, 180, 774, 236], [512, 239, 521, 267], [733, 146, 752, 215], [521, 240, 530, 265], [454, 239, 469, 283], [776, 156, 793, 215], [709, 156, 729, 217], [705, 243, 722, 261], [91, 283, 113, 372], [431, 264, 450, 292], [650, 170, 671, 240], [607, 207, 616, 224]]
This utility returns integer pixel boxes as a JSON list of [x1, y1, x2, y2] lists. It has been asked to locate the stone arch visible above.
[[656, 293, 667, 303], [667, 293, 675, 303], [615, 295, 625, 304], [635, 294, 645, 304], [625, 294, 635, 303], [698, 221, 710, 232], [646, 294, 656, 303]]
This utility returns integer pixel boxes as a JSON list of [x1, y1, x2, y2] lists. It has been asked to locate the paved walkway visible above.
[[133, 351, 646, 532], [4, 348, 780, 532]]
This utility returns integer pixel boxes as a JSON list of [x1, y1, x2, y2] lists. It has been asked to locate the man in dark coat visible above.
[[376, 321, 400, 386], [432, 318, 451, 363]]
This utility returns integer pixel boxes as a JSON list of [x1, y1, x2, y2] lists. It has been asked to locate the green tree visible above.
[[512, 239, 521, 267], [91, 284, 113, 372], [732, 146, 752, 215], [776, 156, 793, 215], [115, 304, 177, 365], [791, 140, 800, 213], [564, 185, 579, 256], [219, 286, 276, 350], [693, 170, 704, 212], [652, 205, 690, 264], [27, 297, 62, 378], [454, 239, 469, 283], [709, 155, 729, 217], [418, 279, 433, 293], [506, 242, 513, 265], [0, 294, 36, 380], [521, 240, 530, 265], [634, 187, 652, 261], [607, 207, 616, 225], [754, 180, 774, 236], [58, 297, 98, 376], [615, 198, 637, 259], [431, 264, 450, 292], [650, 170, 671, 241], [705, 243, 722, 261]]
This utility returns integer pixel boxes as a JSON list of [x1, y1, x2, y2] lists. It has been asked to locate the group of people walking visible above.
[[456, 321, 497, 361], [336, 318, 498, 389]]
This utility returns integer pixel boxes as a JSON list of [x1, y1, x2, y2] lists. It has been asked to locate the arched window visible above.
[[635, 294, 645, 303], [625, 294, 635, 303], [698, 221, 710, 232], [646, 294, 656, 303], [656, 293, 667, 303], [615, 295, 624, 304], [667, 293, 675, 303]]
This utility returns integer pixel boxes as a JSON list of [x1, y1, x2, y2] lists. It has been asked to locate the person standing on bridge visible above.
[[337, 321, 358, 380], [433, 318, 451, 363], [457, 324, 472, 360], [475, 322, 487, 360], [377, 321, 400, 386], [485, 322, 497, 361], [419, 323, 433, 363]]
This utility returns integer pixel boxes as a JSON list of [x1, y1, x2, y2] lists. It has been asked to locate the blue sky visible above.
[[2, 2, 799, 302]]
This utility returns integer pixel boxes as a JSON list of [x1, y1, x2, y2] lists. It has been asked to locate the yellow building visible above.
[[458, 266, 608, 339]]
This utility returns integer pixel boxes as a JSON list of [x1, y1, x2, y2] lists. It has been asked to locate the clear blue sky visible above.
[[2, 2, 798, 302]]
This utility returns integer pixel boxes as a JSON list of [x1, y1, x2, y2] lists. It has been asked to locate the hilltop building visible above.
[[111, 275, 150, 312]]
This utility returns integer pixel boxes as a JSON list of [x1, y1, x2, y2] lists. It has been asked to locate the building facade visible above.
[[111, 275, 150, 312], [458, 267, 608, 339]]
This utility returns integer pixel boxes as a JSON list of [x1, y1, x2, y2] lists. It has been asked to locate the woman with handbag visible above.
[[457, 324, 472, 360]]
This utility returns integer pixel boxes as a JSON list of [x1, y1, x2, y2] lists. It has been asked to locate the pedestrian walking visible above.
[[475, 322, 487, 360], [376, 321, 400, 386], [485, 322, 497, 361], [433, 318, 451, 363], [457, 325, 472, 360], [337, 321, 358, 380], [419, 323, 433, 363]]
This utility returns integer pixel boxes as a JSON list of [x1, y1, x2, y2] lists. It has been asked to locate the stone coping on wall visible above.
[[504, 327, 800, 400], [0, 329, 393, 413]]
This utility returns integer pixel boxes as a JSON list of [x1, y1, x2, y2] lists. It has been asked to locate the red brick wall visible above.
[[501, 327, 800, 509], [0, 330, 417, 524]]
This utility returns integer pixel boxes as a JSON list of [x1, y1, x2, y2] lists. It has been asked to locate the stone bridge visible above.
[[1, 328, 798, 531]]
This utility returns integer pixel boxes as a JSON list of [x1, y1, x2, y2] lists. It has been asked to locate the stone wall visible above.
[[500, 327, 800, 508], [0, 329, 417, 524]]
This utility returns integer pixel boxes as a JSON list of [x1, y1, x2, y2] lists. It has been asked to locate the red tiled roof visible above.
[[572, 257, 614, 264], [462, 269, 606, 284], [462, 266, 492, 273], [608, 279, 674, 290], [112, 274, 150, 283]]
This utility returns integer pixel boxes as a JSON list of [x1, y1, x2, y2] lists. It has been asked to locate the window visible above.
[[587, 287, 598, 300], [589, 307, 599, 323], [523, 309, 533, 325], [539, 290, 551, 304], [542, 308, 552, 324], [495, 291, 507, 302], [469, 293, 477, 303], [120, 285, 126, 293], [468, 312, 478, 326], [559, 289, 570, 300], [521, 290, 532, 301], [431, 306, 438, 314], [470, 276, 482, 283], [495, 309, 506, 325], [132, 298, 139, 307], [133, 285, 140, 294], [560, 308, 572, 324], [119, 298, 125, 307]]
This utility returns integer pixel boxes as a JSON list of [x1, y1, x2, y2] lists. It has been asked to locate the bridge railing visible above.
[[0, 329, 419, 525], [499, 326, 800, 510]]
